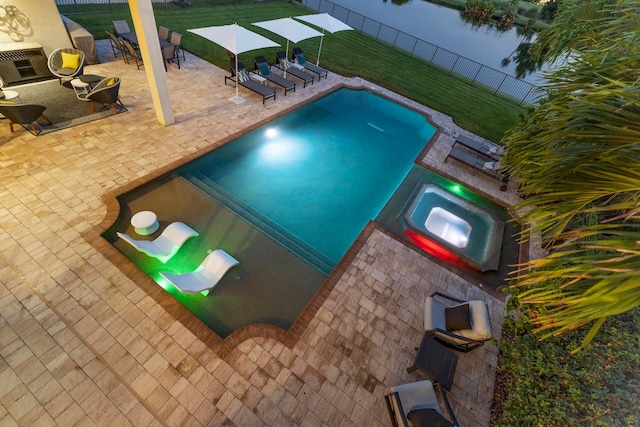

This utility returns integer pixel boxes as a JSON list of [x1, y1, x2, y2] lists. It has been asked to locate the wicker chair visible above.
[[47, 48, 85, 85], [78, 77, 123, 113], [0, 103, 51, 136]]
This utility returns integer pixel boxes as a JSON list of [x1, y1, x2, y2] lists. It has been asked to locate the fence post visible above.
[[494, 74, 507, 95], [471, 66, 482, 85], [392, 31, 399, 49], [410, 38, 418, 58], [448, 56, 459, 76], [519, 85, 535, 107]]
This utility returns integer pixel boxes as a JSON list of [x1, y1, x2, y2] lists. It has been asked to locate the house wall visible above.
[[0, 0, 72, 55]]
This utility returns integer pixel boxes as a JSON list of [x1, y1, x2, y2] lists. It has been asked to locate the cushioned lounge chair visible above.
[[455, 134, 503, 160], [0, 103, 51, 136], [116, 222, 198, 263], [423, 291, 492, 352], [384, 380, 459, 427], [446, 146, 508, 191], [160, 249, 239, 296], [253, 56, 296, 96], [292, 47, 328, 80], [224, 60, 276, 105], [275, 51, 314, 88]]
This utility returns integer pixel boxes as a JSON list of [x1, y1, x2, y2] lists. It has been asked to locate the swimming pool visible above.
[[181, 88, 436, 272], [107, 88, 437, 337]]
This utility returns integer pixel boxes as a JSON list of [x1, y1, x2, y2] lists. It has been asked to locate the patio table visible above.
[[119, 31, 171, 48]]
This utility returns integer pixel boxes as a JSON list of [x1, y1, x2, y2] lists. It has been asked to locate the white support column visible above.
[[128, 0, 175, 126]]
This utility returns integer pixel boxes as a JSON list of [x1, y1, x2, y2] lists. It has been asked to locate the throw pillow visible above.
[[297, 53, 306, 64], [61, 52, 81, 69], [407, 409, 454, 427], [282, 58, 292, 69], [259, 63, 270, 76], [106, 78, 116, 86], [237, 69, 249, 83], [483, 161, 498, 171], [445, 303, 471, 331]]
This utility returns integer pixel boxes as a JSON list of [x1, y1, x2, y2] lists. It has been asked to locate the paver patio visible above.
[[0, 40, 521, 426]]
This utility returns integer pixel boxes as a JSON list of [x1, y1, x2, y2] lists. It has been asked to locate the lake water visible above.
[[325, 0, 547, 84]]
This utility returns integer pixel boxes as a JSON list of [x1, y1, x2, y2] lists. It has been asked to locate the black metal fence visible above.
[[302, 0, 541, 106]]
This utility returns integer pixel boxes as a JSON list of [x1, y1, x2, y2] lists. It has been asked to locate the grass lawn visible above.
[[65, 2, 527, 142]]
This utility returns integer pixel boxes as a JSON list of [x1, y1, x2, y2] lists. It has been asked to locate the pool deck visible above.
[[0, 40, 524, 426]]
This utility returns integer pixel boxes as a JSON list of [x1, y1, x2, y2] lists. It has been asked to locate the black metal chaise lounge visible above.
[[292, 47, 328, 80], [253, 56, 296, 96], [275, 51, 314, 88], [224, 60, 276, 105], [446, 145, 508, 191], [455, 134, 503, 160]]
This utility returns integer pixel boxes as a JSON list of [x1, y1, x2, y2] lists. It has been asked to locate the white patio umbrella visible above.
[[188, 24, 279, 104], [252, 17, 324, 63], [294, 13, 353, 66]]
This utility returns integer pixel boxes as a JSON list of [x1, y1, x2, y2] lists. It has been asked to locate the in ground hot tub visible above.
[[401, 184, 504, 271]]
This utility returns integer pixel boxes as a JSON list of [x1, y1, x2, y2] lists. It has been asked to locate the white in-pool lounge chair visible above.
[[159, 249, 239, 296], [116, 222, 198, 263]]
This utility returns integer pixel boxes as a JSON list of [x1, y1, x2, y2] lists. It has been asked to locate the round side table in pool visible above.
[[131, 211, 159, 235]]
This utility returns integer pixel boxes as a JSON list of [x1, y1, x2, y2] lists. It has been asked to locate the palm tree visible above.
[[502, 0, 640, 349]]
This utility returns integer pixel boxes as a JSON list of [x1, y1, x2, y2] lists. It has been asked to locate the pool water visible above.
[[182, 88, 436, 273], [108, 88, 437, 337]]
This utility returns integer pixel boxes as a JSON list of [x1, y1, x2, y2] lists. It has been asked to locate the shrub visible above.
[[464, 0, 496, 23], [493, 290, 640, 426]]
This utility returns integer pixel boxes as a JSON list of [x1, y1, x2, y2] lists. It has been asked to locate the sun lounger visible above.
[[160, 249, 239, 296], [275, 51, 314, 88], [455, 135, 504, 160], [253, 56, 296, 96], [117, 221, 199, 263], [446, 146, 508, 191], [224, 60, 276, 105], [292, 47, 328, 80]]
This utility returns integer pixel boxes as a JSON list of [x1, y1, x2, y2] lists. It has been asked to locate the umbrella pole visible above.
[[317, 29, 325, 66], [230, 54, 245, 104], [235, 55, 239, 101], [284, 39, 290, 79]]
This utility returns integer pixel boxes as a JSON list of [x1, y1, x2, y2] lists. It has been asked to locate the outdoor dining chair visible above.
[[122, 40, 143, 69], [106, 31, 127, 62], [170, 31, 185, 61], [113, 20, 131, 36], [162, 44, 180, 70], [158, 26, 170, 41]]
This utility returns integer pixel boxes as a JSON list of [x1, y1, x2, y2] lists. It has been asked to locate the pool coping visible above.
[[92, 82, 521, 356]]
